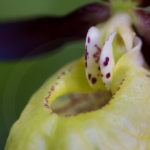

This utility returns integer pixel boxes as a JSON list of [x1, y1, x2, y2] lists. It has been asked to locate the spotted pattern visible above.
[[44, 66, 73, 109], [85, 27, 102, 89], [100, 32, 116, 89], [112, 76, 126, 99]]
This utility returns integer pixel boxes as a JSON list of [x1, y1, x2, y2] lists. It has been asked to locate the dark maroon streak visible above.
[[85, 62, 87, 68], [0, 2, 110, 60], [88, 37, 90, 43], [85, 45, 88, 60]]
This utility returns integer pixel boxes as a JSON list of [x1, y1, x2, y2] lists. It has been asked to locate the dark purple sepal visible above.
[[137, 0, 150, 7], [0, 2, 110, 60], [134, 10, 150, 66]]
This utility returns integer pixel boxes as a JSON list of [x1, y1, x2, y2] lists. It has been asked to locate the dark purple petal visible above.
[[137, 0, 150, 7], [0, 2, 110, 60], [134, 10, 150, 66]]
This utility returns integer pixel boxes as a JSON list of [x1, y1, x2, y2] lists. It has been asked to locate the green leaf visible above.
[[0, 0, 98, 22]]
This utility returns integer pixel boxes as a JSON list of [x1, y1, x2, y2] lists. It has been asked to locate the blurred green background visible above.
[[0, 0, 95, 149]]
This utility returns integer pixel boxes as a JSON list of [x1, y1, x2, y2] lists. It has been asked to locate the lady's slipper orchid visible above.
[[5, 2, 150, 149], [3, 0, 150, 150]]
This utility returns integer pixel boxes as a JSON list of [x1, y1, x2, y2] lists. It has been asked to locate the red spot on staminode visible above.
[[106, 73, 111, 78], [101, 74, 103, 77], [103, 57, 109, 66], [98, 66, 100, 70], [91, 77, 97, 84], [88, 74, 91, 80], [88, 37, 90, 43]]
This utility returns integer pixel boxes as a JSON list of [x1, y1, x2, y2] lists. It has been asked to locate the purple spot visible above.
[[101, 74, 103, 77], [91, 77, 97, 84], [94, 44, 101, 52], [103, 57, 109, 66], [106, 73, 111, 78], [88, 74, 91, 80], [98, 66, 100, 70], [92, 44, 101, 63], [88, 37, 90, 43]]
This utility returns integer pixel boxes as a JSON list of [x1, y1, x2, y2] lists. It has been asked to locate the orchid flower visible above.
[[3, 0, 150, 150]]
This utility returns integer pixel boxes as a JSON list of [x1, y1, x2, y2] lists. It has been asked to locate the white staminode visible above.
[[85, 13, 144, 90], [100, 32, 116, 90], [85, 27, 102, 89]]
